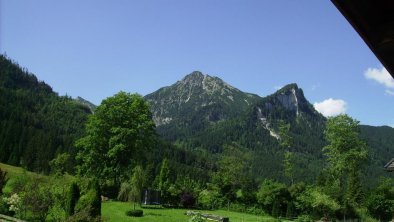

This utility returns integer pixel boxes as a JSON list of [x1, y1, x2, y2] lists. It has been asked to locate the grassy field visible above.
[[102, 201, 277, 222], [0, 162, 46, 194], [0, 162, 42, 178], [0, 162, 73, 194]]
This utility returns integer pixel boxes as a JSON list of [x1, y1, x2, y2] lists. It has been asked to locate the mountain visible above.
[[0, 55, 91, 173], [247, 83, 326, 154], [75, 96, 97, 113], [1, 56, 393, 185], [145, 71, 260, 140], [145, 72, 326, 181], [146, 73, 325, 153], [146, 72, 394, 184]]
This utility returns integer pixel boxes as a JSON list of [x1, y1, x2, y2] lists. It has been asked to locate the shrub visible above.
[[91, 181, 101, 217], [245, 206, 266, 215], [0, 197, 11, 215], [126, 209, 143, 217], [68, 182, 80, 216], [0, 167, 8, 195], [295, 215, 314, 222], [4, 193, 22, 218], [197, 189, 222, 210], [23, 182, 54, 221], [66, 206, 102, 222], [189, 213, 204, 222], [75, 188, 101, 218], [117, 182, 132, 201], [180, 192, 195, 208]]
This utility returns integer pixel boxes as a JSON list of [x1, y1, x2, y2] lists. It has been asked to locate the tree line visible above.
[[74, 92, 394, 221]]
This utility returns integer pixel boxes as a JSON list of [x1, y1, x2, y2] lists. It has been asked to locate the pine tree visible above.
[[68, 182, 80, 216], [0, 167, 7, 195]]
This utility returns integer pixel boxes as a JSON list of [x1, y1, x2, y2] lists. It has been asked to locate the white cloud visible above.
[[385, 89, 394, 96], [313, 98, 347, 117], [364, 67, 394, 88]]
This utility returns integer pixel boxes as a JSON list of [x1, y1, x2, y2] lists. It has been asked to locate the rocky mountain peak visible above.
[[176, 71, 238, 96], [181, 71, 205, 82], [277, 83, 299, 92], [144, 71, 260, 126], [273, 83, 305, 115]]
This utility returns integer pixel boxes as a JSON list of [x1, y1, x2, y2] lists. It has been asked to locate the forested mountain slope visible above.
[[146, 72, 394, 184], [0, 55, 92, 173]]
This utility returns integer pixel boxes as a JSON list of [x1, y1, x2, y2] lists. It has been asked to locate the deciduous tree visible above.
[[323, 114, 368, 215], [76, 92, 156, 185]]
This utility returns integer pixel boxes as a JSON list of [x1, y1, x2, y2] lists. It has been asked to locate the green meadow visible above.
[[102, 201, 277, 222]]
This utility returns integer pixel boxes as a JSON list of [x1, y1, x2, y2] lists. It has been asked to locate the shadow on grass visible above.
[[144, 213, 164, 217]]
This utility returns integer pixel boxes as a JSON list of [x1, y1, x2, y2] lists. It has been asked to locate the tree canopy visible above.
[[76, 92, 156, 185], [322, 114, 368, 215]]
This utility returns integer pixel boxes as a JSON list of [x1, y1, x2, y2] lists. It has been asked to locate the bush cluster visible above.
[[126, 209, 143, 217]]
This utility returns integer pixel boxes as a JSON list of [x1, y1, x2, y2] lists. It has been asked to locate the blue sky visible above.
[[1, 1, 393, 126]]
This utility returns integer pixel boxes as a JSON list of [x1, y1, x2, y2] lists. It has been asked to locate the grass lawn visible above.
[[102, 201, 277, 222]]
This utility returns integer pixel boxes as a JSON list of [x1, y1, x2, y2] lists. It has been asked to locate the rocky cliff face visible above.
[[244, 83, 326, 153], [263, 83, 320, 117]]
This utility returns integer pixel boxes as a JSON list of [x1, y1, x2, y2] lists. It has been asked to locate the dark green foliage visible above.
[[66, 206, 102, 222], [180, 192, 195, 208], [126, 209, 143, 217], [68, 182, 80, 217], [0, 197, 10, 215], [295, 215, 314, 222], [73, 178, 102, 218], [76, 92, 156, 186], [296, 186, 340, 220], [212, 144, 254, 203], [92, 180, 101, 217], [197, 189, 222, 210], [7, 176, 56, 221], [366, 177, 394, 221], [257, 180, 290, 216], [23, 180, 54, 221], [286, 201, 296, 219], [359, 125, 394, 187], [117, 165, 145, 209], [158, 158, 171, 203], [50, 153, 71, 175], [0, 167, 7, 195], [0, 55, 91, 173], [322, 115, 367, 217], [271, 199, 281, 218]]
